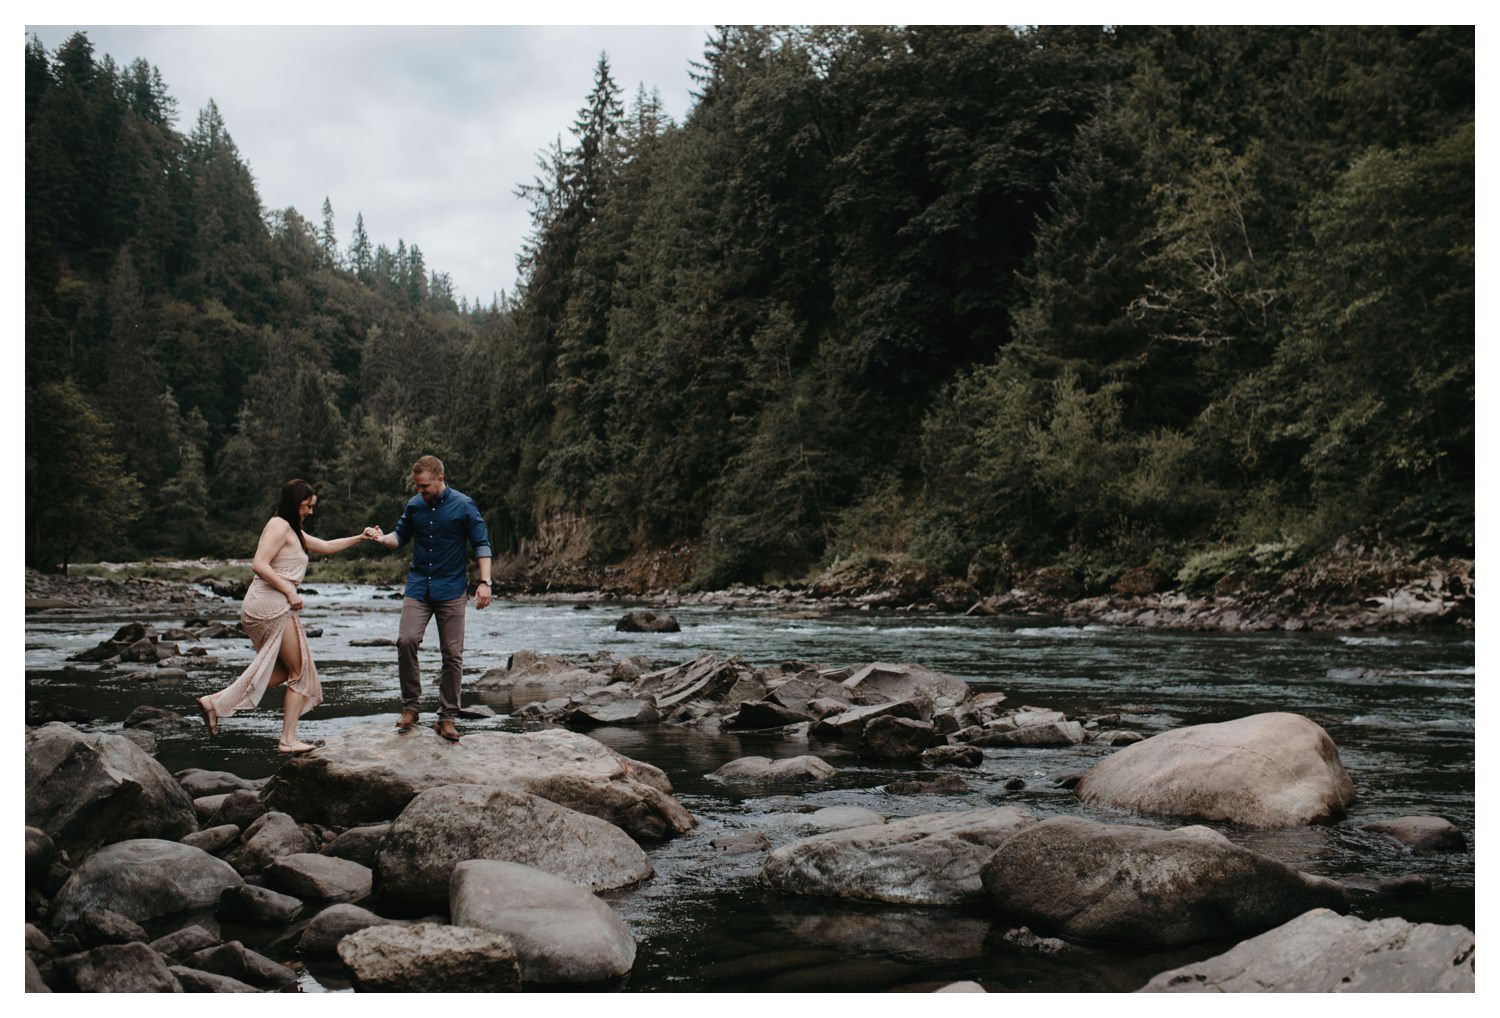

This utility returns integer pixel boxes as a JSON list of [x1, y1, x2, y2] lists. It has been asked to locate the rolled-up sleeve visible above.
[[467, 500, 492, 560], [391, 502, 414, 547]]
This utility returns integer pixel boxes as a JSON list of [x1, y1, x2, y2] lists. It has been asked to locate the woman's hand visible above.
[[363, 525, 383, 541], [288, 590, 305, 611]]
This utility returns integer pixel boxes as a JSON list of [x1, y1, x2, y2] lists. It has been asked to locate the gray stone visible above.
[[884, 774, 970, 795], [450, 860, 636, 984], [229, 811, 313, 874], [981, 816, 1348, 946], [761, 807, 1035, 906], [615, 610, 680, 633], [26, 723, 198, 857], [51, 839, 243, 926], [710, 755, 836, 783], [336, 922, 521, 992], [25, 955, 49, 992], [149, 925, 219, 960], [217, 884, 304, 923], [376, 784, 652, 909], [724, 700, 812, 730], [169, 965, 262, 992], [182, 824, 240, 855], [811, 698, 931, 739], [808, 806, 885, 832], [323, 823, 391, 868], [711, 831, 772, 855], [860, 715, 937, 758], [25, 923, 52, 955], [1075, 712, 1356, 829], [1139, 908, 1474, 992], [265, 852, 372, 902], [1361, 816, 1466, 853], [58, 907, 148, 947], [208, 789, 269, 830], [184, 941, 297, 991], [25, 826, 55, 887], [1089, 729, 1145, 746], [194, 794, 230, 820], [261, 721, 694, 840], [970, 720, 1085, 747], [174, 768, 267, 798], [919, 745, 984, 768], [563, 698, 662, 728], [116, 729, 158, 755], [122, 704, 195, 733], [296, 903, 401, 956], [473, 650, 611, 692], [58, 942, 183, 992], [840, 662, 971, 709], [935, 981, 986, 992]]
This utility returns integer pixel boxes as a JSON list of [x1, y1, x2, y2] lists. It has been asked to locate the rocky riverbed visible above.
[[25, 599, 1475, 993]]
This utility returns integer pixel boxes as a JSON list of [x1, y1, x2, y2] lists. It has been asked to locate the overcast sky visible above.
[[25, 24, 714, 303]]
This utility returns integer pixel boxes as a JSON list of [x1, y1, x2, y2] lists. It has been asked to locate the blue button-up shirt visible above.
[[391, 485, 493, 602]]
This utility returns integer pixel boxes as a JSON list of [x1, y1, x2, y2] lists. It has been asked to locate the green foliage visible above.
[[1176, 541, 1300, 593]]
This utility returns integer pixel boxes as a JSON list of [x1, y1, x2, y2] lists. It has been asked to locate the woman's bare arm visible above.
[[252, 518, 299, 599], [303, 532, 366, 556]]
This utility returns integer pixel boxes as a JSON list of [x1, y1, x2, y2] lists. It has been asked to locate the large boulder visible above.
[[26, 723, 198, 856], [450, 860, 636, 984], [980, 817, 1347, 946], [337, 923, 521, 992], [1074, 712, 1356, 828], [841, 662, 971, 709], [1139, 908, 1474, 992], [376, 784, 653, 909], [264, 853, 373, 903], [51, 838, 243, 926], [760, 808, 1035, 906], [710, 755, 836, 783], [261, 721, 695, 840], [227, 811, 313, 874]]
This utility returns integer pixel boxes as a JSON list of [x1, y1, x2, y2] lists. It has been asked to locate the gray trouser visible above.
[[398, 596, 467, 717]]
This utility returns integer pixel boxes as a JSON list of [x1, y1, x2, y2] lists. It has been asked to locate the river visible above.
[[24, 584, 1476, 992]]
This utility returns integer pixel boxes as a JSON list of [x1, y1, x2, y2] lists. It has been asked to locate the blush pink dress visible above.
[[203, 536, 322, 718]]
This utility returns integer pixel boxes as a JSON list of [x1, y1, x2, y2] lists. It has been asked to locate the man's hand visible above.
[[475, 583, 492, 610], [363, 525, 383, 541]]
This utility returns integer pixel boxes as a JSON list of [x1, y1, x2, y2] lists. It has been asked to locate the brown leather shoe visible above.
[[396, 708, 419, 732], [436, 718, 460, 742]]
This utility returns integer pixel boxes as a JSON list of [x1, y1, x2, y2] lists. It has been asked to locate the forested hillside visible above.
[[26, 26, 1472, 592]]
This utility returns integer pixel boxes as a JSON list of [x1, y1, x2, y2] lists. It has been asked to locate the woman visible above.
[[197, 479, 375, 753]]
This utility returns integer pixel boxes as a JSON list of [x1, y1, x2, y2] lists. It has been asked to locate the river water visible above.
[[25, 585, 1476, 992]]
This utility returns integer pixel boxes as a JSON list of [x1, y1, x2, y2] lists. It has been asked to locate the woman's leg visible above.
[[273, 618, 314, 750]]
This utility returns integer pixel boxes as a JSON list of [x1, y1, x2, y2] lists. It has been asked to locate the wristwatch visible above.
[[476, 581, 491, 588]]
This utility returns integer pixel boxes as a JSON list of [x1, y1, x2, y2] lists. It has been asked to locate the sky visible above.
[[24, 24, 714, 303]]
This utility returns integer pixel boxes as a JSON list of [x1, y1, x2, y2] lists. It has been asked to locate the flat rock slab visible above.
[[1361, 816, 1466, 852], [377, 783, 653, 909], [1139, 908, 1474, 991], [841, 662, 971, 709], [808, 806, 886, 832], [761, 807, 1035, 906], [265, 852, 372, 902], [711, 755, 836, 783], [218, 883, 304, 923], [1075, 712, 1356, 828], [450, 860, 636, 984], [981, 816, 1347, 946], [337, 922, 521, 992], [262, 721, 694, 840], [51, 838, 243, 926]]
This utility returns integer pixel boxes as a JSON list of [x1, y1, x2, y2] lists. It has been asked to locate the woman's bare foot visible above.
[[276, 739, 320, 754], [197, 696, 219, 737]]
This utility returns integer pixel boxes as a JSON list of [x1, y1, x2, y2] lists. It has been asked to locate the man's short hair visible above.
[[412, 454, 445, 479]]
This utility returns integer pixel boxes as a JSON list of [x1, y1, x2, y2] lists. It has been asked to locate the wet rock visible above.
[[376, 784, 653, 909], [175, 768, 268, 798], [169, 965, 262, 992], [25, 827, 55, 887], [840, 662, 971, 710], [642, 654, 766, 715], [811, 698, 931, 739], [1089, 729, 1145, 746], [57, 942, 182, 992], [194, 794, 230, 820], [26, 724, 199, 857], [261, 721, 695, 840], [337, 922, 521, 992], [297, 903, 402, 955], [122, 704, 196, 734], [1361, 816, 1466, 853], [208, 789, 269, 830], [148, 925, 219, 960], [981, 816, 1347, 946], [1002, 927, 1070, 954], [228, 811, 312, 874], [1139, 908, 1474, 992], [456, 704, 497, 719], [1075, 712, 1357, 828], [711, 831, 772, 855], [184, 941, 297, 991], [724, 700, 813, 730], [323, 823, 392, 869], [1003, 776, 1026, 790], [562, 698, 662, 728], [58, 907, 149, 948], [761, 807, 1035, 906], [860, 716, 937, 759], [808, 806, 885, 832], [217, 884, 304, 923], [1374, 874, 1434, 897], [116, 729, 159, 755], [26, 701, 91, 725], [884, 774, 970, 795], [450, 860, 636, 984], [264, 852, 372, 903], [919, 745, 983, 768], [970, 720, 1085, 747], [615, 610, 680, 633], [182, 824, 240, 855], [710, 755, 836, 783], [350, 637, 396, 647], [474, 650, 612, 692], [51, 839, 243, 927]]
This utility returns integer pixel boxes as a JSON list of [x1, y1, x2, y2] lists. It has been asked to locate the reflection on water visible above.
[[25, 587, 1475, 991]]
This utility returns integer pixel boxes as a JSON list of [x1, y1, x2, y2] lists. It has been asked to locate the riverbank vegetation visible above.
[[26, 27, 1472, 590]]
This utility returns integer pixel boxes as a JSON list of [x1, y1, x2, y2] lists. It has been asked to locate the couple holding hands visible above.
[[196, 455, 492, 753]]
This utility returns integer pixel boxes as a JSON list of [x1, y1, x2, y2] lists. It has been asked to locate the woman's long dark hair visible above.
[[275, 479, 316, 549]]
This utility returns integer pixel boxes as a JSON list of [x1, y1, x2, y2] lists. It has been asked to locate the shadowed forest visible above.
[[25, 26, 1473, 589]]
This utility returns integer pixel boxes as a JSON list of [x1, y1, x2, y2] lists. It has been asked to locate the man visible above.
[[365, 455, 492, 742]]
